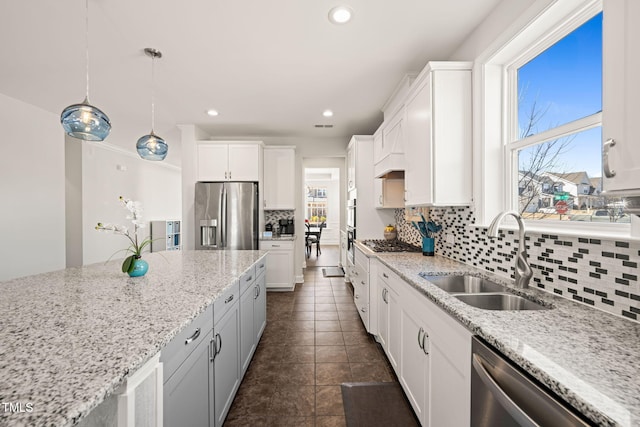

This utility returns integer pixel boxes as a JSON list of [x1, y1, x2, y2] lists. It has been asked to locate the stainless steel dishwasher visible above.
[[471, 337, 593, 426]]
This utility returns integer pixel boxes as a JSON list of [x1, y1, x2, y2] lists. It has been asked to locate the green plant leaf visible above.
[[122, 255, 134, 273]]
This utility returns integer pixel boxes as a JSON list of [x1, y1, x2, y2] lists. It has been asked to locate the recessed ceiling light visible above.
[[328, 6, 353, 24], [323, 110, 334, 117], [206, 109, 219, 117]]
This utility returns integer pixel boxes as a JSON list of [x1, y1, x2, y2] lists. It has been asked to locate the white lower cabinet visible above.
[[373, 262, 472, 426], [240, 264, 267, 376], [260, 240, 294, 290]]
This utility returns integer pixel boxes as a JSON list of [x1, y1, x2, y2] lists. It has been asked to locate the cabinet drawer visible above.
[[255, 258, 267, 279], [161, 304, 213, 381], [239, 266, 256, 295], [260, 240, 294, 250], [214, 282, 240, 325]]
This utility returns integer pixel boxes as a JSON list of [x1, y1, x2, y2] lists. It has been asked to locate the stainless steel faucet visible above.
[[487, 211, 533, 289]]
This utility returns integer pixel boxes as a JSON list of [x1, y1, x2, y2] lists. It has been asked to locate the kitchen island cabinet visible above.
[[0, 250, 267, 427]]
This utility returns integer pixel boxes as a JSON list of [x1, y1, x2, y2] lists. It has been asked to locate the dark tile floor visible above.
[[224, 267, 397, 426]]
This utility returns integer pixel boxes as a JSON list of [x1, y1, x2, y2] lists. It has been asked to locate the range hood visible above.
[[374, 154, 405, 178]]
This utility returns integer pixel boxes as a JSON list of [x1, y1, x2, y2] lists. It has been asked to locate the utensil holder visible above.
[[422, 237, 434, 256]]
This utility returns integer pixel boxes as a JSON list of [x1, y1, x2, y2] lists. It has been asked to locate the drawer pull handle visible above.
[[185, 328, 201, 345], [259, 263, 265, 269], [246, 275, 253, 282], [382, 273, 389, 279], [360, 307, 366, 313], [225, 294, 234, 304], [361, 280, 365, 285], [272, 244, 280, 248]]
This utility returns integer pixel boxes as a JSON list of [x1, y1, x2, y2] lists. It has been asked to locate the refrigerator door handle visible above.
[[221, 186, 227, 248]]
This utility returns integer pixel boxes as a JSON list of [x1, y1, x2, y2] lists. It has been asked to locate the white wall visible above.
[[0, 93, 66, 281], [81, 143, 182, 266]]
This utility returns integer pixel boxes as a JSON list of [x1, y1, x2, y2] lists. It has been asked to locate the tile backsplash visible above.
[[264, 210, 295, 229], [394, 207, 640, 322]]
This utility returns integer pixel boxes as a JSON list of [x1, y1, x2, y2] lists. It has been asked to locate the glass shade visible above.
[[60, 99, 111, 141], [136, 131, 168, 161]]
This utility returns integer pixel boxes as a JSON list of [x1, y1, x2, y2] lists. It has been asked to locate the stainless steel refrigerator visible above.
[[195, 182, 259, 250]]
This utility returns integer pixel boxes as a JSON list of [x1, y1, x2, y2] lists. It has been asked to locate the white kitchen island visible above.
[[0, 250, 267, 427]]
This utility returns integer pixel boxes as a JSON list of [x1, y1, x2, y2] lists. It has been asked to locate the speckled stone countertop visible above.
[[357, 241, 640, 427], [0, 250, 267, 427]]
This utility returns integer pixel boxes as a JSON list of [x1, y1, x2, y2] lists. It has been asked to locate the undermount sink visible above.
[[454, 293, 549, 311], [420, 274, 550, 311], [422, 274, 506, 293]]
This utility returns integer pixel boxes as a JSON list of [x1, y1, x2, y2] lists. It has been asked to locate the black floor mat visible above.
[[341, 382, 420, 427], [322, 266, 345, 277]]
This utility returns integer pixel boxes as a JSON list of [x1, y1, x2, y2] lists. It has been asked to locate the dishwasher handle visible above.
[[472, 353, 538, 427]]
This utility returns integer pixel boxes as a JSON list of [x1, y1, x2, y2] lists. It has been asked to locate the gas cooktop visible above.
[[362, 239, 421, 253]]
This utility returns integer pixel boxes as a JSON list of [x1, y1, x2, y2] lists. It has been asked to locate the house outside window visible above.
[[506, 11, 627, 223]]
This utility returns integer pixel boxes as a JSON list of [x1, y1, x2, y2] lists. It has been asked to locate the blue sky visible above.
[[517, 12, 603, 178]]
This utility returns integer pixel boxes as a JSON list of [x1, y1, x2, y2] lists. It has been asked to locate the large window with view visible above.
[[508, 11, 626, 225]]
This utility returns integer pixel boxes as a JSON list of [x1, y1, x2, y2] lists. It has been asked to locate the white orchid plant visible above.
[[95, 196, 153, 274]]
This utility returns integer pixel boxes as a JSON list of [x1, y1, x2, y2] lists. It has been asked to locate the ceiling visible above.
[[0, 0, 502, 150]]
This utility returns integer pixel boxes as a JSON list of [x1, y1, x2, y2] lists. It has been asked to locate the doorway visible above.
[[304, 166, 340, 267]]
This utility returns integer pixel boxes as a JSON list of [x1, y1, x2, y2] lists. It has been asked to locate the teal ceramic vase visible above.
[[422, 237, 434, 256], [128, 258, 149, 277]]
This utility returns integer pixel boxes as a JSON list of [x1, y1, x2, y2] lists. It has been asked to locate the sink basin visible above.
[[422, 275, 506, 293], [454, 293, 549, 311]]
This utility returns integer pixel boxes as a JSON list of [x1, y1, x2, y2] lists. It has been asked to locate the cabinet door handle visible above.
[[214, 333, 222, 357], [225, 294, 234, 304], [209, 338, 215, 362], [185, 328, 201, 345], [417, 327, 424, 350], [254, 284, 260, 299], [422, 331, 429, 355], [355, 294, 359, 299], [272, 244, 280, 248], [229, 171, 232, 180], [383, 273, 389, 279], [382, 288, 388, 304], [360, 307, 366, 313], [603, 138, 616, 178], [225, 171, 228, 180]]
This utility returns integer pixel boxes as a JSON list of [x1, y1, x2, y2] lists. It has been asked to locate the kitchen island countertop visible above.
[[368, 249, 640, 427], [0, 250, 267, 427]]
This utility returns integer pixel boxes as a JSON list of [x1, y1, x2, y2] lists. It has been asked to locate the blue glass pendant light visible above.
[[137, 48, 168, 161], [60, 0, 111, 141]]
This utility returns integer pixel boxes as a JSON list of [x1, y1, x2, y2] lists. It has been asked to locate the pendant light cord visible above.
[[151, 53, 155, 132], [85, 0, 90, 101]]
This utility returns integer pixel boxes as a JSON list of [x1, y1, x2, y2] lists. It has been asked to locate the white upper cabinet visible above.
[[197, 142, 261, 182], [404, 62, 472, 206], [374, 177, 404, 209], [602, 0, 640, 195], [347, 142, 356, 192], [263, 146, 295, 210]]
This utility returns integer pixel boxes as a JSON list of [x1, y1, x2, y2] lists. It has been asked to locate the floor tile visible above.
[[336, 303, 357, 312], [316, 363, 352, 385], [275, 363, 315, 386], [333, 296, 353, 304], [342, 331, 374, 346], [284, 331, 315, 346], [226, 383, 272, 418], [346, 345, 385, 363], [315, 311, 340, 321], [315, 416, 347, 427], [281, 345, 315, 363], [339, 320, 366, 332], [315, 296, 336, 304], [315, 346, 348, 363], [316, 331, 345, 346], [289, 320, 315, 332], [350, 362, 395, 382], [224, 416, 270, 426], [292, 311, 315, 320], [316, 385, 345, 416], [315, 320, 342, 332], [267, 385, 315, 416], [293, 303, 315, 312], [315, 303, 337, 312], [266, 417, 314, 426]]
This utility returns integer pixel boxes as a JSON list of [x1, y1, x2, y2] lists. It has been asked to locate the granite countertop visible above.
[[357, 241, 640, 427], [0, 250, 267, 427]]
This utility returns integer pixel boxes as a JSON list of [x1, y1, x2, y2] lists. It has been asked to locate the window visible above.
[[306, 186, 327, 223], [507, 11, 624, 223]]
